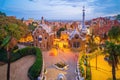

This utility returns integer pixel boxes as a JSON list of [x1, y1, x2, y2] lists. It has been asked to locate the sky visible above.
[[0, 0, 120, 20]]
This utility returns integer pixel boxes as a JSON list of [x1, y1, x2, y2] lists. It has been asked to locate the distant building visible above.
[[90, 17, 120, 38]]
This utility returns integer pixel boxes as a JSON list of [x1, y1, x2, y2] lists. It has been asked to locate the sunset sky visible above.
[[0, 0, 120, 20]]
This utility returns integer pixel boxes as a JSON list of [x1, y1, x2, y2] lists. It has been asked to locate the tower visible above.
[[81, 6, 87, 34], [41, 16, 45, 24]]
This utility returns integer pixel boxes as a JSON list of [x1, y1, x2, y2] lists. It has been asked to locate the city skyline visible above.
[[0, 0, 120, 20]]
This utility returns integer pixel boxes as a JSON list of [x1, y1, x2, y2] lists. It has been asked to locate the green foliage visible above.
[[0, 47, 43, 80], [28, 23, 36, 31], [108, 26, 120, 43], [87, 35, 97, 53], [0, 15, 29, 42], [0, 11, 6, 16], [116, 14, 120, 20], [10, 47, 35, 61], [105, 41, 120, 56], [0, 36, 11, 48], [79, 56, 85, 77], [57, 27, 66, 37], [105, 41, 120, 65], [0, 48, 7, 62], [28, 47, 43, 80], [79, 55, 91, 79], [105, 41, 116, 55], [79, 62, 85, 77], [105, 26, 120, 80], [86, 66, 91, 80], [4, 24, 20, 39]]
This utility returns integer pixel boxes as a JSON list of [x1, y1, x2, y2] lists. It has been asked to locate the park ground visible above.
[[90, 54, 120, 80], [0, 48, 120, 80]]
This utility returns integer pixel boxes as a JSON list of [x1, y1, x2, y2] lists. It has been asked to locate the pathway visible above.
[[0, 55, 35, 80], [43, 49, 78, 80]]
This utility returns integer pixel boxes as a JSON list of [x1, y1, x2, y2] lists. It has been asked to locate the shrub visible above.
[[79, 65, 85, 77], [28, 47, 43, 80], [0, 47, 43, 80], [0, 48, 7, 62], [79, 59, 85, 77], [10, 47, 35, 62], [86, 66, 91, 80]]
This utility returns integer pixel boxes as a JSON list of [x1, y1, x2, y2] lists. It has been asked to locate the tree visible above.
[[105, 41, 120, 80], [0, 15, 29, 80], [21, 17, 24, 22], [116, 14, 120, 20], [0, 36, 17, 80], [28, 23, 36, 31], [104, 26, 120, 80], [108, 26, 120, 43], [0, 16, 29, 42], [87, 34, 97, 53], [0, 11, 6, 16], [56, 27, 66, 37]]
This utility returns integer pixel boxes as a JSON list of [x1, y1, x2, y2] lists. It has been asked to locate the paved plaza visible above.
[[43, 49, 79, 80], [0, 47, 79, 80]]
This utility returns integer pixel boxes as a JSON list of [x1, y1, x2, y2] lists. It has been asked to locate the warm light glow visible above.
[[19, 34, 33, 42], [49, 48, 57, 56], [94, 36, 100, 44], [53, 39, 69, 49]]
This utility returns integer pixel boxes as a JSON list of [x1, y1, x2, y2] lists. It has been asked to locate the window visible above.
[[73, 42, 80, 48], [45, 37, 47, 39], [76, 42, 80, 48], [38, 37, 42, 41], [38, 35, 42, 43], [75, 35, 79, 39]]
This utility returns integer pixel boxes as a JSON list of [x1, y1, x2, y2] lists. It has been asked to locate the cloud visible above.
[[0, 0, 119, 20]]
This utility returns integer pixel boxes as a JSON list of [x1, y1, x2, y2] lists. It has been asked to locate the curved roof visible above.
[[40, 24, 51, 33], [69, 29, 85, 40]]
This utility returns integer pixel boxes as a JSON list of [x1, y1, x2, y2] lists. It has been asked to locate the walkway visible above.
[[43, 49, 78, 80], [0, 55, 35, 80]]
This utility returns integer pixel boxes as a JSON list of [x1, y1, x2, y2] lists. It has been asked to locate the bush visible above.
[[86, 66, 91, 80], [79, 59, 85, 77], [28, 47, 43, 80], [79, 65, 85, 77], [0, 47, 43, 80], [10, 47, 35, 62], [0, 48, 7, 62]]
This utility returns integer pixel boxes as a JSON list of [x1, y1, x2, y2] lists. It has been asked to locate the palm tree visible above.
[[104, 26, 120, 80], [105, 41, 120, 80], [0, 36, 17, 80]]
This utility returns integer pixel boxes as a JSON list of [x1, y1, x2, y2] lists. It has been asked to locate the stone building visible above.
[[32, 7, 89, 51], [68, 6, 88, 51], [32, 17, 55, 50]]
